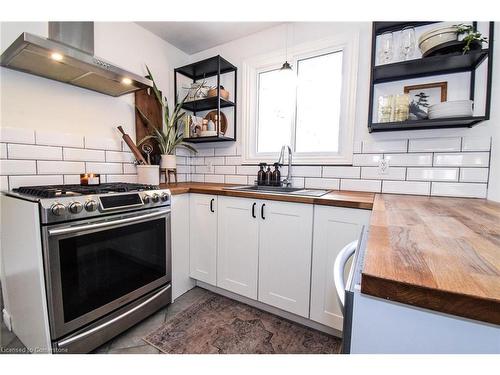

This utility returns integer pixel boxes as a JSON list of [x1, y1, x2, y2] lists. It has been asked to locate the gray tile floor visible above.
[[0, 287, 212, 354]]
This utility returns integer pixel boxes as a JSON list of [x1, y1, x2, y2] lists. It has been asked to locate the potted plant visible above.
[[137, 66, 197, 170], [456, 24, 488, 54]]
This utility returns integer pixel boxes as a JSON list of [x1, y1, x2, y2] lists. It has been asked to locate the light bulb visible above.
[[121, 77, 132, 85], [51, 52, 63, 61]]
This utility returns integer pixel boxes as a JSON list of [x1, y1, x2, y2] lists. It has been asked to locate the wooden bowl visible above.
[[207, 86, 230, 100], [204, 110, 228, 135]]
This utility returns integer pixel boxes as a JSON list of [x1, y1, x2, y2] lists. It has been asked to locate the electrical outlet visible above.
[[378, 159, 389, 175], [206, 160, 213, 172]]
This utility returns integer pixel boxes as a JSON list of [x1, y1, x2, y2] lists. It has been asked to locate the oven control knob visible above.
[[142, 195, 151, 204], [160, 193, 169, 202], [50, 203, 66, 216], [151, 193, 160, 203], [84, 200, 98, 212], [69, 201, 83, 214]]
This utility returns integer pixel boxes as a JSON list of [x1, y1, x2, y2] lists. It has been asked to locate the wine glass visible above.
[[400, 27, 416, 60], [378, 32, 394, 64]]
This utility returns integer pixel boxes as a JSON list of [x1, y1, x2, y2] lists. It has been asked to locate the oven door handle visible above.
[[48, 210, 170, 236], [57, 285, 170, 348]]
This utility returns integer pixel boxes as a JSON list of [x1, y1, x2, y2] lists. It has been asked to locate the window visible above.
[[242, 34, 359, 164]]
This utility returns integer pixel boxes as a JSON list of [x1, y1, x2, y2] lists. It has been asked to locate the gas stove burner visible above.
[[14, 183, 159, 198]]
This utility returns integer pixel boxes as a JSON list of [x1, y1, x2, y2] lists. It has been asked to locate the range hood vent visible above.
[[0, 22, 152, 97]]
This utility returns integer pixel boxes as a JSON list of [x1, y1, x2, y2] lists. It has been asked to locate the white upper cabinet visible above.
[[217, 196, 259, 299], [258, 200, 314, 318], [189, 194, 217, 285], [310, 205, 371, 330]]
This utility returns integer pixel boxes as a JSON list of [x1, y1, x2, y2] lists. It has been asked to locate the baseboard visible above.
[[195, 280, 342, 338]]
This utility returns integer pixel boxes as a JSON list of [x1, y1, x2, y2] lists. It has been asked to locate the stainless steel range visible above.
[[1, 183, 172, 353]]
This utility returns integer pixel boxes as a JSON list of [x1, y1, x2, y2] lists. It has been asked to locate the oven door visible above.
[[42, 208, 171, 339]]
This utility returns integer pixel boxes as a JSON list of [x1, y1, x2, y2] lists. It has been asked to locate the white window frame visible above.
[[241, 32, 359, 165]]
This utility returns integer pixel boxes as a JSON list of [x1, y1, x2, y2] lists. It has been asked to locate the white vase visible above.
[[161, 154, 176, 169], [137, 165, 160, 185]]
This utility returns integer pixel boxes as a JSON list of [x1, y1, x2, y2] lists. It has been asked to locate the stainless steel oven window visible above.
[[42, 209, 171, 339]]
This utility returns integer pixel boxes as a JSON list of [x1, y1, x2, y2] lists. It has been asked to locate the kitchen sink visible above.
[[225, 185, 330, 197]]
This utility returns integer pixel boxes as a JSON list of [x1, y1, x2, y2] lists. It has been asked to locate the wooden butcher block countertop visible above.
[[161, 182, 375, 209], [162, 182, 500, 325], [362, 194, 500, 325]]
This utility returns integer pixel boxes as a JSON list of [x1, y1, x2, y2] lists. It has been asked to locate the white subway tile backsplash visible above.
[[176, 156, 187, 165], [123, 163, 137, 174], [224, 175, 248, 185], [362, 139, 407, 153], [64, 148, 105, 162], [1, 143, 8, 159], [176, 165, 193, 174], [85, 136, 122, 151], [247, 176, 257, 185], [459, 168, 489, 183], [431, 182, 487, 198], [0, 127, 35, 144], [408, 137, 461, 152], [0, 160, 37, 175], [384, 153, 432, 166], [37, 161, 84, 174], [0, 176, 8, 191], [105, 150, 135, 163], [214, 144, 238, 156], [225, 156, 243, 165], [205, 174, 224, 183], [214, 165, 236, 175], [195, 147, 215, 157], [290, 177, 305, 188], [9, 175, 64, 189], [434, 152, 489, 167], [86, 162, 122, 174], [304, 178, 340, 190], [353, 141, 362, 154], [8, 144, 62, 160], [353, 154, 383, 166], [237, 165, 259, 175], [191, 157, 205, 165], [406, 168, 459, 182], [461, 137, 491, 152], [340, 179, 381, 193], [36, 130, 83, 148], [322, 166, 360, 178], [205, 157, 225, 165], [192, 174, 205, 182], [382, 181, 430, 195], [63, 175, 81, 184], [361, 166, 406, 180], [196, 165, 212, 174], [175, 147, 193, 156], [289, 166, 322, 178], [177, 174, 189, 183], [106, 174, 138, 183]]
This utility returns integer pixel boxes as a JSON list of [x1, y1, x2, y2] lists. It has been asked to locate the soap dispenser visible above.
[[257, 163, 266, 185], [272, 163, 281, 186], [265, 166, 272, 186]]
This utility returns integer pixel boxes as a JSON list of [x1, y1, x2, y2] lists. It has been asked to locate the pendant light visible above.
[[280, 23, 293, 72]]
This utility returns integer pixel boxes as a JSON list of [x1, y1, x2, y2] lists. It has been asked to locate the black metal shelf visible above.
[[181, 97, 235, 112], [367, 21, 494, 133], [174, 55, 237, 143], [175, 55, 237, 80], [373, 49, 489, 84], [182, 135, 235, 143], [369, 116, 487, 132]]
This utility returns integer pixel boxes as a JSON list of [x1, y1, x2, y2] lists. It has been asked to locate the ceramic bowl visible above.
[[418, 26, 459, 55]]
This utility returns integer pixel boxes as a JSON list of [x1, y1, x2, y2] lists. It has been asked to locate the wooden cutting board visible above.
[[135, 88, 162, 164]]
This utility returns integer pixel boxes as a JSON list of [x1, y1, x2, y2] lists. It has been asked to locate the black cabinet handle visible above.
[[210, 198, 215, 213], [252, 202, 256, 218], [261, 204, 266, 220]]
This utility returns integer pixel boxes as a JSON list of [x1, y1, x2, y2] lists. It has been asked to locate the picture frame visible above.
[[404, 82, 448, 120]]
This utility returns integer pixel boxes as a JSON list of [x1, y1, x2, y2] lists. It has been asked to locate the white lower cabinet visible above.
[[258, 200, 314, 318], [310, 205, 371, 330], [171, 194, 195, 300], [217, 196, 259, 299], [189, 194, 217, 285]]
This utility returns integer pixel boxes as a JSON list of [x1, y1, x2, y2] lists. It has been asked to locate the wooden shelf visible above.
[[369, 116, 486, 132], [373, 50, 489, 84], [183, 135, 235, 143], [181, 97, 235, 112]]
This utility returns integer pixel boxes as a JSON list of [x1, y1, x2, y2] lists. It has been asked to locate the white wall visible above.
[[188, 22, 500, 201], [0, 22, 189, 140]]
